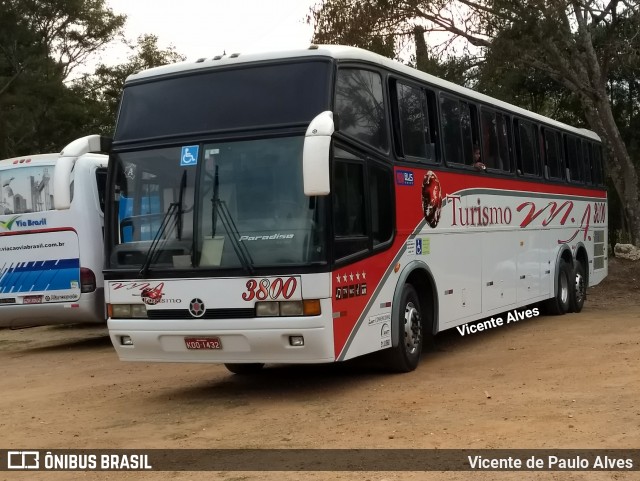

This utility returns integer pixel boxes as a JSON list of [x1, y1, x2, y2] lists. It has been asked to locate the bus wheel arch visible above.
[[386, 262, 438, 372], [570, 244, 589, 313]]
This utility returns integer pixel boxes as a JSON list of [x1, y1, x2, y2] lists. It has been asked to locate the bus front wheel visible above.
[[544, 259, 572, 315], [224, 363, 265, 375], [385, 284, 423, 373]]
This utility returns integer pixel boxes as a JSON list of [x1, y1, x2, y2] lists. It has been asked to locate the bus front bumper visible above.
[[108, 317, 335, 364]]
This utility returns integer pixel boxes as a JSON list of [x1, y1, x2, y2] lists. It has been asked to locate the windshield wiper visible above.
[[211, 165, 254, 275], [138, 171, 187, 278]]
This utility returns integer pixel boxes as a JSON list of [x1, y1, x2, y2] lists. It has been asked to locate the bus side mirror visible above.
[[54, 135, 112, 210], [303, 111, 334, 196]]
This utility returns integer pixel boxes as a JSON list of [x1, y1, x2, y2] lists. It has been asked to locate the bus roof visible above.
[[0, 152, 107, 170], [0, 153, 59, 168], [125, 45, 600, 142]]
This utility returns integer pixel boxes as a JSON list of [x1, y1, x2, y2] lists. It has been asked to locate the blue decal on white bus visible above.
[[0, 258, 80, 293]]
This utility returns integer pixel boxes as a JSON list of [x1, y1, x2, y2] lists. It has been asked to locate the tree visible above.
[[0, 0, 125, 158], [310, 0, 640, 245]]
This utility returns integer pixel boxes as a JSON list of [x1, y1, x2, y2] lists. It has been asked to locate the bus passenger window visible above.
[[95, 168, 107, 213], [440, 95, 476, 166], [584, 142, 593, 184], [396, 83, 436, 162], [515, 120, 540, 176], [333, 151, 368, 260], [480, 109, 511, 172], [368, 163, 393, 246], [335, 69, 388, 152], [592, 144, 604, 185], [564, 135, 583, 183], [543, 129, 563, 179]]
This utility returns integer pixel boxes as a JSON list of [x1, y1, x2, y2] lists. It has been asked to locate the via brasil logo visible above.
[[0, 215, 20, 231]]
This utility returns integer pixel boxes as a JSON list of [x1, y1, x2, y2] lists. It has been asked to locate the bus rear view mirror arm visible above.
[[303, 111, 334, 196], [54, 135, 112, 210]]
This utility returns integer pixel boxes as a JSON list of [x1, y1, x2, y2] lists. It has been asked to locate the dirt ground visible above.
[[1, 258, 639, 481]]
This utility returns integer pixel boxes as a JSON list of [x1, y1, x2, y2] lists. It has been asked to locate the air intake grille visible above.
[[146, 308, 255, 320]]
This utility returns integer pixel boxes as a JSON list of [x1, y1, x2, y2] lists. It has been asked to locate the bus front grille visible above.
[[146, 308, 255, 320]]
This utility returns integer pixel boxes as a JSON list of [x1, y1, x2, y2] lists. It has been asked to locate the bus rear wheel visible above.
[[224, 363, 265, 375], [544, 259, 572, 315], [385, 284, 423, 373], [569, 259, 586, 313]]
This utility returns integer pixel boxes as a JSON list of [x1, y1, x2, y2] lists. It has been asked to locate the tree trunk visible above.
[[588, 97, 640, 246]]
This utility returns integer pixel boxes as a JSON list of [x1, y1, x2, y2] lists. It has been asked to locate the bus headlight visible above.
[[131, 304, 148, 318], [109, 303, 148, 319], [255, 302, 279, 317], [279, 301, 303, 316], [255, 300, 321, 317]]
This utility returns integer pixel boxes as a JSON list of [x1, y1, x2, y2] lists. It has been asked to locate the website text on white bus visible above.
[[102, 46, 607, 374], [0, 137, 109, 328]]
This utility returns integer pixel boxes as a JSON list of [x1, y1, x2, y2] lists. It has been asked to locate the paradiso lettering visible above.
[[447, 194, 606, 244]]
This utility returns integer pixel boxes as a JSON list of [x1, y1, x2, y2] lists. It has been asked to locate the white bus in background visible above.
[[0, 136, 109, 328]]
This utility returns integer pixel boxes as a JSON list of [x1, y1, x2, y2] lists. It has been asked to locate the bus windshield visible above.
[[110, 136, 327, 271], [0, 165, 54, 215]]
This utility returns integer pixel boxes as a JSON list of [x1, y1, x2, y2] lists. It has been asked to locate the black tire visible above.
[[569, 259, 587, 313], [544, 259, 572, 315], [224, 363, 265, 375], [385, 284, 423, 373]]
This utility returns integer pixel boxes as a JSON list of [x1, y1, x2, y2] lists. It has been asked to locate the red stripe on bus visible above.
[[0, 227, 78, 237]]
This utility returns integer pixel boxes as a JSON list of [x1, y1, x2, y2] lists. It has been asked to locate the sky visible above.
[[101, 0, 318, 65]]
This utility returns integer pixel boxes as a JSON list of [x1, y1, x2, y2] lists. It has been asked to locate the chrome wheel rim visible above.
[[574, 271, 585, 305], [404, 302, 421, 355], [560, 272, 569, 304]]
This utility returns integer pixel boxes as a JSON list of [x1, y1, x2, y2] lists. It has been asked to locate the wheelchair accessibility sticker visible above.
[[180, 146, 199, 166]]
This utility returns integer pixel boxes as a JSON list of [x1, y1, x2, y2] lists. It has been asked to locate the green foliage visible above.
[[0, 0, 125, 158], [0, 2, 185, 159]]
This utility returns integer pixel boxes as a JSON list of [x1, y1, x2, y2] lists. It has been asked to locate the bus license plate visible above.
[[23, 295, 43, 304], [185, 337, 222, 350]]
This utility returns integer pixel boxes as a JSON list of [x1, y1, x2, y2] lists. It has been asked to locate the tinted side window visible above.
[[440, 95, 475, 165], [480, 109, 511, 172], [96, 167, 107, 213], [369, 163, 393, 246], [584, 142, 593, 184], [335, 69, 388, 152], [333, 150, 368, 259], [543, 129, 563, 179], [396, 83, 436, 162], [515, 120, 540, 176], [565, 135, 582, 183], [592, 144, 604, 185]]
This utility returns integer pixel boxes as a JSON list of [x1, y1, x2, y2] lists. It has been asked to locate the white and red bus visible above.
[[104, 46, 607, 373], [0, 136, 109, 328]]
